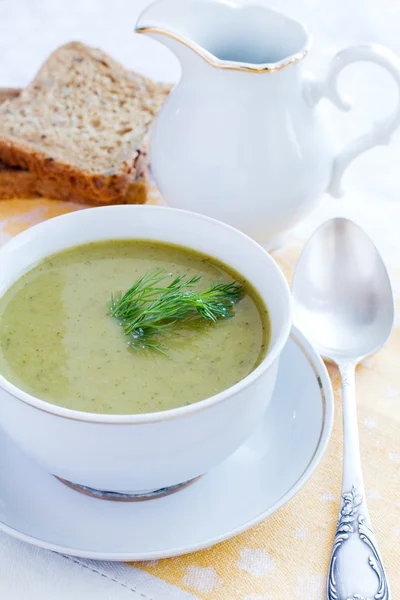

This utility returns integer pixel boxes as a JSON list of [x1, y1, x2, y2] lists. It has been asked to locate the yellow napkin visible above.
[[1, 197, 399, 600]]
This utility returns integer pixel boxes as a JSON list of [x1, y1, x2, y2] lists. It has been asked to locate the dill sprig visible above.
[[108, 270, 244, 354]]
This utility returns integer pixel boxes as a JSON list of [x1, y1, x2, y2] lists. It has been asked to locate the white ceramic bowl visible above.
[[0, 206, 291, 494]]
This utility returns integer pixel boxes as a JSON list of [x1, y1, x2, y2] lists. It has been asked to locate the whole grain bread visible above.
[[0, 87, 149, 204], [0, 159, 149, 203], [0, 42, 171, 202]]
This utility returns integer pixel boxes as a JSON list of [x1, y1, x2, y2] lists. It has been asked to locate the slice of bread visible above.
[[0, 42, 171, 202], [0, 136, 148, 206], [0, 84, 148, 205], [0, 88, 148, 204], [0, 160, 148, 204]]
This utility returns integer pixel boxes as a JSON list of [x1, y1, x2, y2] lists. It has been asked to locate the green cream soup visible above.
[[0, 241, 270, 414]]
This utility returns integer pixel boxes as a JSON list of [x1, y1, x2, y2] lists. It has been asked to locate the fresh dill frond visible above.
[[108, 270, 244, 354]]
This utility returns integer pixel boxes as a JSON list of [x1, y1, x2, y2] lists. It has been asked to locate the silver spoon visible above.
[[292, 217, 394, 600]]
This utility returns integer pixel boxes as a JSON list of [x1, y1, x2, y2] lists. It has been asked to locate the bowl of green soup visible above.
[[0, 205, 291, 497]]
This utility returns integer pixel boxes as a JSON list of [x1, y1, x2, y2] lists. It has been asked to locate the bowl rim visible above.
[[0, 205, 292, 424]]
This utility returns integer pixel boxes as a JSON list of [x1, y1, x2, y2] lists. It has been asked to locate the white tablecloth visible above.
[[0, 0, 399, 598]]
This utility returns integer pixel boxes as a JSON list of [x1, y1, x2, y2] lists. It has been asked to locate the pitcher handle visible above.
[[306, 44, 400, 197]]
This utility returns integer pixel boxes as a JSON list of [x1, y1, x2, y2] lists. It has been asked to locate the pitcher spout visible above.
[[135, 0, 208, 69], [135, 0, 311, 73]]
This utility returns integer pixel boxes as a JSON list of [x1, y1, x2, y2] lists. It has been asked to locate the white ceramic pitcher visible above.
[[136, 0, 400, 245]]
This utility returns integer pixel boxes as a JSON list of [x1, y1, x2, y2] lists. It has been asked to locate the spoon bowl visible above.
[[292, 218, 394, 363]]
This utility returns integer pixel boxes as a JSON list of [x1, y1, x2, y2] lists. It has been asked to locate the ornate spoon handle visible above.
[[327, 363, 390, 600]]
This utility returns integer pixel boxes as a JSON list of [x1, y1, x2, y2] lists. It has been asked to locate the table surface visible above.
[[0, 0, 399, 599]]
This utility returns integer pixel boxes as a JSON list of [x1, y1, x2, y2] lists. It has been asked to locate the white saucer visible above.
[[0, 326, 333, 561]]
